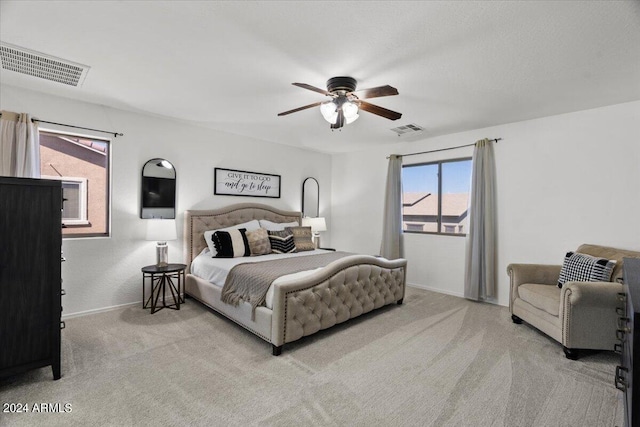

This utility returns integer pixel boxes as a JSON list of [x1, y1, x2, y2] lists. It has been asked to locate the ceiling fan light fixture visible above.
[[342, 101, 359, 124], [320, 100, 338, 124], [278, 76, 401, 129], [345, 113, 359, 125]]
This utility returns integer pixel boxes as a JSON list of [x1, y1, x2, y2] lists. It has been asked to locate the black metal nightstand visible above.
[[142, 263, 186, 314]]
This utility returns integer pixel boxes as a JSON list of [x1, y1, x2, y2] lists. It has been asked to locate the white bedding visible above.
[[190, 248, 331, 309]]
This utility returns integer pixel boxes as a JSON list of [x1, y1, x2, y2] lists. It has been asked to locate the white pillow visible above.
[[203, 220, 260, 256], [259, 219, 299, 231]]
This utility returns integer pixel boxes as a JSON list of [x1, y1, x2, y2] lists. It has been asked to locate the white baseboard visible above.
[[407, 283, 506, 307], [62, 293, 186, 319], [62, 300, 142, 320], [407, 282, 464, 299]]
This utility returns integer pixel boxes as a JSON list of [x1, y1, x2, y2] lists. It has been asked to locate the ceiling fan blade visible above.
[[292, 83, 332, 96], [358, 101, 402, 120], [277, 101, 323, 116], [351, 85, 398, 100]]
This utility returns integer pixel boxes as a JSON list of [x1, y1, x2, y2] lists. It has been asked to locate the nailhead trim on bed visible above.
[[282, 264, 405, 343]]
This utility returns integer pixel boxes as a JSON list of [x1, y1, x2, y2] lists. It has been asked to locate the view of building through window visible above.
[[39, 130, 110, 237], [402, 158, 472, 235]]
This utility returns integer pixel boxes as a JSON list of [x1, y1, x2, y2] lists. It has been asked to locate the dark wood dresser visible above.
[[617, 258, 640, 427], [0, 176, 63, 380]]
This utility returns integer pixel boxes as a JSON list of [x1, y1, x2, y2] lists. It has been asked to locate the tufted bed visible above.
[[184, 203, 407, 355]]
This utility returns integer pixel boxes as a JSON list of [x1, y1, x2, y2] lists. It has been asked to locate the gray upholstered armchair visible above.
[[508, 244, 640, 359]]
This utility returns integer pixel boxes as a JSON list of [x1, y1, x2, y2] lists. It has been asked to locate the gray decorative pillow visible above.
[[246, 228, 271, 256], [557, 251, 616, 288], [268, 229, 296, 254], [286, 226, 315, 252]]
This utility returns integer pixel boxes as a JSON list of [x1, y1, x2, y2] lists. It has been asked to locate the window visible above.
[[41, 176, 89, 226], [402, 158, 472, 235], [39, 130, 110, 237]]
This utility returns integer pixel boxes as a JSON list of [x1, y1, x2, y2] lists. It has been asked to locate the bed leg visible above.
[[563, 347, 580, 360], [397, 298, 403, 305], [272, 345, 283, 356]]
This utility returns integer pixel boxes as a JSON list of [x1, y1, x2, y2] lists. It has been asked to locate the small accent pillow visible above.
[[246, 228, 271, 256], [212, 228, 250, 258], [268, 229, 296, 254], [286, 226, 315, 252], [204, 220, 260, 256], [259, 219, 299, 231], [557, 251, 617, 288]]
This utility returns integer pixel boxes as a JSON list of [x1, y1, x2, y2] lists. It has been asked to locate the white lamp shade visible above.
[[342, 101, 358, 119], [345, 113, 359, 124], [146, 219, 177, 241], [302, 217, 327, 233], [320, 101, 338, 124]]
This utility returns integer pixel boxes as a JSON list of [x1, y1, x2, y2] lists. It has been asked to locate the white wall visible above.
[[331, 101, 640, 306], [4, 82, 638, 313], [1, 84, 332, 317]]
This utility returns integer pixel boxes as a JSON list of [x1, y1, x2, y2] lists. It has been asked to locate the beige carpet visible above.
[[0, 287, 624, 426]]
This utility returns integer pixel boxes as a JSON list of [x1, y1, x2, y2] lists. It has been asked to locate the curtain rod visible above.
[[0, 113, 123, 137], [388, 138, 502, 159]]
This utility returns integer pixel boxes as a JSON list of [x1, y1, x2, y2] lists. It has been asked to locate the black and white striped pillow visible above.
[[557, 251, 616, 288], [212, 228, 250, 258], [268, 229, 296, 254]]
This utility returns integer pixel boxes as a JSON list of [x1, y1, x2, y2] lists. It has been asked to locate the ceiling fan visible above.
[[277, 76, 402, 130]]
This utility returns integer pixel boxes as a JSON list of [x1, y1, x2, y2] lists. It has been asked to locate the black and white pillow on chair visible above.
[[557, 251, 616, 288]]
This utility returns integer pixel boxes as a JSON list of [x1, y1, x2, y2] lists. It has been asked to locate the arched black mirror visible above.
[[141, 158, 176, 219], [302, 177, 319, 218]]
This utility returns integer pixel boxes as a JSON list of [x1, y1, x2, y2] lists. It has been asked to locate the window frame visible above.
[[42, 175, 89, 226], [402, 156, 472, 237], [39, 127, 112, 239]]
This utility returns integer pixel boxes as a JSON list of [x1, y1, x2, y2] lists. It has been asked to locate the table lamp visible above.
[[146, 219, 177, 267], [302, 217, 327, 248]]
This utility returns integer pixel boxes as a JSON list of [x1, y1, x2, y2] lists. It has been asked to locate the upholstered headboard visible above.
[[183, 203, 301, 272]]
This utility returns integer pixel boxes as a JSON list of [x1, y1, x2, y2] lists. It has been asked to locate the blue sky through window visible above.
[[403, 159, 472, 194], [403, 163, 438, 193]]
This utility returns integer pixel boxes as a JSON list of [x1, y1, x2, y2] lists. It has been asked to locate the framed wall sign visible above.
[[214, 168, 281, 198]]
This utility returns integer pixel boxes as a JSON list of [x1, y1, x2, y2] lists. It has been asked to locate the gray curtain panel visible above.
[[464, 139, 497, 301], [380, 154, 404, 259], [0, 110, 40, 178]]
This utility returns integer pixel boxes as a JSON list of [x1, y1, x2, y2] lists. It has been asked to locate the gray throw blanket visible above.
[[221, 251, 352, 319]]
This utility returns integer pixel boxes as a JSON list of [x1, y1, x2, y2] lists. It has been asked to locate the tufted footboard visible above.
[[270, 255, 407, 352]]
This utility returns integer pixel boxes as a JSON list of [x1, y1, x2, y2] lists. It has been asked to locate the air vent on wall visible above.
[[0, 42, 90, 87], [390, 123, 424, 136]]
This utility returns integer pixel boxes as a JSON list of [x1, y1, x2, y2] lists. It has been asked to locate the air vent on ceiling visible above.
[[390, 123, 424, 136], [0, 42, 90, 87]]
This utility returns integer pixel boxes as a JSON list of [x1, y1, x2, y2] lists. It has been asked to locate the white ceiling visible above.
[[1, 1, 639, 153]]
